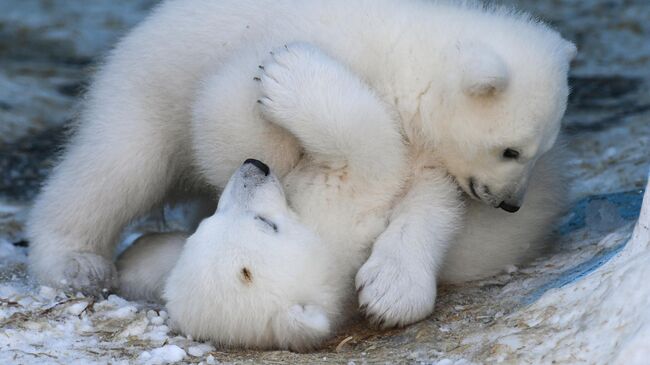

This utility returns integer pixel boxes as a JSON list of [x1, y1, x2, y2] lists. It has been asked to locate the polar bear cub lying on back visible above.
[[122, 161, 342, 351]]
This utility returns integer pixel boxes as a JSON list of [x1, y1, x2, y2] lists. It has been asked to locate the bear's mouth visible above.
[[466, 178, 522, 213], [466, 178, 506, 210], [468, 177, 481, 200]]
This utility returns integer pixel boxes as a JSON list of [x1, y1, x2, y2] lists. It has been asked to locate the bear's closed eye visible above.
[[255, 215, 278, 232]]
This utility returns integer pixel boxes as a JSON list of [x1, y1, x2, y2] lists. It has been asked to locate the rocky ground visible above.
[[0, 1, 649, 364]]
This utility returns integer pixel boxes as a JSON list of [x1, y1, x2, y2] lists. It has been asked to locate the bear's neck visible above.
[[330, 20, 456, 154]]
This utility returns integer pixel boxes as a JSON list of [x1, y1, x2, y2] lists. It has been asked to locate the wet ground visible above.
[[0, 1, 649, 364]]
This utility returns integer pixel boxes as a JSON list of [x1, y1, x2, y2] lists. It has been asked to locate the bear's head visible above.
[[415, 29, 576, 213], [164, 159, 339, 352]]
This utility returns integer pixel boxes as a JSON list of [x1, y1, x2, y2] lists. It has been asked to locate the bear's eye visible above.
[[502, 148, 520, 160], [255, 215, 278, 232]]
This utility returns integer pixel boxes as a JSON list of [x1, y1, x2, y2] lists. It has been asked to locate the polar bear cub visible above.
[[164, 160, 341, 351], [119, 162, 340, 351], [119, 162, 364, 351]]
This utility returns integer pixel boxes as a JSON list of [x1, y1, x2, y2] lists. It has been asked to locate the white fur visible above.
[[116, 232, 187, 302], [163, 164, 344, 352], [166, 44, 413, 350], [441, 145, 568, 283], [121, 57, 412, 347], [28, 0, 574, 337], [119, 148, 566, 350], [119, 42, 566, 350], [117, 169, 340, 351]]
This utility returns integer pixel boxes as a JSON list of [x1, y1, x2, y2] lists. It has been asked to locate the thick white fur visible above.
[[118, 168, 341, 351], [120, 48, 416, 349], [164, 164, 343, 352], [117, 150, 565, 351], [174, 43, 426, 349], [441, 145, 567, 282], [116, 232, 187, 302], [120, 43, 565, 350], [28, 0, 574, 333]]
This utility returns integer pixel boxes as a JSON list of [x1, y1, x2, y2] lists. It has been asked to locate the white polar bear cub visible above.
[[28, 0, 575, 329], [163, 161, 342, 352], [118, 165, 338, 352], [117, 161, 373, 352]]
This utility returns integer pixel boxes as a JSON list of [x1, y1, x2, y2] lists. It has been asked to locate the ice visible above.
[[149, 315, 165, 326], [142, 326, 171, 343], [187, 344, 215, 357], [66, 301, 89, 316], [458, 184, 650, 363], [118, 317, 149, 338], [139, 345, 186, 365], [585, 199, 625, 233], [95, 295, 138, 319], [38, 286, 59, 301], [106, 305, 137, 319]]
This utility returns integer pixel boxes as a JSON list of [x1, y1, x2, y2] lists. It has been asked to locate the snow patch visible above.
[[187, 344, 216, 357], [139, 345, 186, 365]]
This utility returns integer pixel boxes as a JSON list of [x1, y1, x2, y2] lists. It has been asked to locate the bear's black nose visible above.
[[498, 201, 520, 213], [243, 159, 270, 176]]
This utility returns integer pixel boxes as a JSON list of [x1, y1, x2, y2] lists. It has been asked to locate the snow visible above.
[[139, 345, 186, 365], [38, 286, 59, 301], [205, 354, 218, 364], [459, 183, 650, 363], [585, 199, 625, 233], [1, 187, 644, 363], [188, 344, 216, 357], [0, 276, 195, 364], [66, 301, 89, 316]]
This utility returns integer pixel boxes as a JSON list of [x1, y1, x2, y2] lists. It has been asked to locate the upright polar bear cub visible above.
[[28, 0, 575, 330]]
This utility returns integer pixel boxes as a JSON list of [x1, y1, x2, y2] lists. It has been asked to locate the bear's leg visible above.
[[190, 49, 302, 188], [257, 42, 405, 178], [116, 232, 188, 302], [27, 117, 186, 295], [355, 167, 464, 328]]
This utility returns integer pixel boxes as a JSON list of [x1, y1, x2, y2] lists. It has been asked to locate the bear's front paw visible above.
[[34, 252, 118, 296], [355, 252, 437, 329], [256, 42, 339, 126]]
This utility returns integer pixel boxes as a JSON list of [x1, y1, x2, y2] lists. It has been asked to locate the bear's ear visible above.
[[272, 304, 331, 351], [562, 40, 578, 62], [459, 42, 509, 97]]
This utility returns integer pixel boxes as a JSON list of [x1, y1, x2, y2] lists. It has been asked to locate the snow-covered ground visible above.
[[1, 0, 649, 364]]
